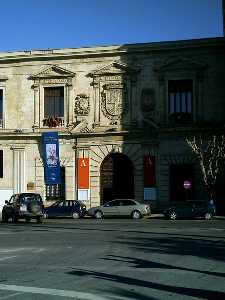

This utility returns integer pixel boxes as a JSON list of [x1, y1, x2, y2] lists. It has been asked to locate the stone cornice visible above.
[[0, 37, 224, 63]]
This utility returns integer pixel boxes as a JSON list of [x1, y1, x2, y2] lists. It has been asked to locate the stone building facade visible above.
[[0, 37, 224, 213]]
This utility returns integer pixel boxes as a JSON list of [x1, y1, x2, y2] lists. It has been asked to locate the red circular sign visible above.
[[183, 180, 191, 189]]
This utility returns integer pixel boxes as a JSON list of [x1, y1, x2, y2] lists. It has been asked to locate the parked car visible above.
[[43, 200, 86, 219], [2, 193, 44, 223], [163, 200, 216, 220], [87, 199, 151, 219]]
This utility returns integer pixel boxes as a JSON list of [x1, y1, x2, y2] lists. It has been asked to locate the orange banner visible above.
[[77, 158, 89, 189]]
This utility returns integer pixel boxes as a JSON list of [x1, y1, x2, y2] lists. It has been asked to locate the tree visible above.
[[185, 135, 225, 200]]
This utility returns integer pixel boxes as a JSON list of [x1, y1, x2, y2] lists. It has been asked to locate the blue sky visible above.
[[1, 0, 223, 52]]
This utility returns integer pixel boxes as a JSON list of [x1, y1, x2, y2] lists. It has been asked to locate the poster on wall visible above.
[[42, 132, 61, 184], [144, 187, 156, 201]]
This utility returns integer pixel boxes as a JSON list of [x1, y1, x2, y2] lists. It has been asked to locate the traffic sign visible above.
[[183, 180, 191, 189]]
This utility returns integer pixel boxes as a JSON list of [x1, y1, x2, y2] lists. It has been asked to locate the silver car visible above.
[[88, 199, 151, 219]]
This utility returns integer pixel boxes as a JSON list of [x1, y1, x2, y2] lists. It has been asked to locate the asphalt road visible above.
[[0, 218, 225, 300]]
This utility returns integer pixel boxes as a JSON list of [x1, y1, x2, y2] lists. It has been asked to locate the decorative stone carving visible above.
[[140, 88, 159, 129], [101, 83, 128, 121], [30, 65, 75, 85], [141, 89, 155, 112], [74, 94, 90, 116]]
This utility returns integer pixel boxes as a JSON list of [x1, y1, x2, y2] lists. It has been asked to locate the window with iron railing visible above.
[[168, 79, 193, 123], [43, 87, 64, 127]]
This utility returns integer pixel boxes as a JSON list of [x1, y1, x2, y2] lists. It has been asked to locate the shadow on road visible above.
[[67, 268, 225, 300]]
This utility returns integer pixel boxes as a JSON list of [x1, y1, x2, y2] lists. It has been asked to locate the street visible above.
[[0, 218, 225, 299]]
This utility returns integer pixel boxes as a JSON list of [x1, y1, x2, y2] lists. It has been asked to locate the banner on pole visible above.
[[78, 158, 89, 189], [42, 132, 61, 184]]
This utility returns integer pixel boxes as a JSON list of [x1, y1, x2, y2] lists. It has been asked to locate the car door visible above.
[[71, 201, 81, 216], [175, 202, 193, 218], [3, 195, 16, 217], [102, 200, 120, 217], [118, 199, 136, 216], [191, 202, 206, 218], [63, 201, 74, 217], [184, 202, 195, 218], [48, 201, 63, 217]]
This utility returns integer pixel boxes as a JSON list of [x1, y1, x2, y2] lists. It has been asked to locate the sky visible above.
[[0, 0, 223, 52]]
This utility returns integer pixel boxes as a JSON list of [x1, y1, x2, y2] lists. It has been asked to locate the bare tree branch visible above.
[[185, 135, 225, 199]]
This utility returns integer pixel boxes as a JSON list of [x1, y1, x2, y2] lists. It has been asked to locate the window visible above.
[[43, 87, 64, 127], [0, 150, 3, 178], [0, 89, 3, 127], [168, 79, 193, 116], [105, 200, 120, 207], [120, 200, 136, 206]]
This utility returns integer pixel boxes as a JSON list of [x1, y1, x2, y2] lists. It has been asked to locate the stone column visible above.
[[65, 159, 75, 200], [12, 147, 26, 194], [66, 82, 73, 125], [65, 83, 69, 126], [92, 79, 100, 126], [32, 84, 40, 128]]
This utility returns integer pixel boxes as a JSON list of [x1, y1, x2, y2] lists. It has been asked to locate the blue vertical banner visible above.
[[42, 132, 61, 184]]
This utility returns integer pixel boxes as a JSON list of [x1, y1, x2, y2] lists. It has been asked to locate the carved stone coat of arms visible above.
[[101, 83, 127, 121]]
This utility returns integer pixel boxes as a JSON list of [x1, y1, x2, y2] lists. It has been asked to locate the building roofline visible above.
[[0, 37, 224, 62]]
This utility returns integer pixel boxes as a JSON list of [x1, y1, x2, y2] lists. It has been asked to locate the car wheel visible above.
[[95, 210, 103, 219], [36, 216, 43, 223], [72, 212, 80, 219], [204, 212, 212, 220], [169, 211, 177, 220], [25, 217, 31, 222], [131, 210, 142, 219]]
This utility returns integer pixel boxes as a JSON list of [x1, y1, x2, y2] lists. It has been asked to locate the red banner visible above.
[[144, 155, 156, 187], [77, 158, 89, 189]]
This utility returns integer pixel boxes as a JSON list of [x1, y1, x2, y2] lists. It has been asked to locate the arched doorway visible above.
[[100, 153, 134, 204]]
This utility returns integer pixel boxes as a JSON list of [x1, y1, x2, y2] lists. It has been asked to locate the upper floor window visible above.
[[168, 79, 193, 115], [43, 87, 64, 127], [168, 79, 193, 124]]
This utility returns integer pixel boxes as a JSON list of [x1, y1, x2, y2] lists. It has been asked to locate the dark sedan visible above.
[[43, 200, 86, 219], [164, 200, 215, 220]]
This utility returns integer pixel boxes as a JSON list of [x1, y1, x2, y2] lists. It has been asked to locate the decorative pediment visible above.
[[30, 65, 75, 79], [89, 61, 139, 77], [155, 57, 207, 73]]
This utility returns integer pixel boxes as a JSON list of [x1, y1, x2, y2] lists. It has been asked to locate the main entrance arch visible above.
[[100, 153, 134, 204]]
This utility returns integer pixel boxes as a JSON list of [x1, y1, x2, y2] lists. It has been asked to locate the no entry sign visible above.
[[183, 180, 191, 189]]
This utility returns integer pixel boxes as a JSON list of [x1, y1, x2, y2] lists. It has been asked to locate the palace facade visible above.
[[0, 37, 225, 213]]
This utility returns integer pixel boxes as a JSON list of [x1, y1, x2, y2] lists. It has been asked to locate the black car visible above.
[[2, 193, 44, 223], [43, 200, 86, 219], [163, 200, 216, 220]]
